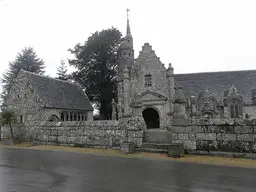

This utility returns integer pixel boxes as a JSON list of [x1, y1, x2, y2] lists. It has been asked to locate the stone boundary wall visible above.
[[1, 124, 35, 142], [170, 125, 256, 153], [33, 116, 146, 149]]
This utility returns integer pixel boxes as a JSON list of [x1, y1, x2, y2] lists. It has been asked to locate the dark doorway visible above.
[[142, 108, 160, 129]]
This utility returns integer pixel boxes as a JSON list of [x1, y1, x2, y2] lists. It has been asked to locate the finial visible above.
[[168, 63, 174, 70], [126, 8, 130, 19]]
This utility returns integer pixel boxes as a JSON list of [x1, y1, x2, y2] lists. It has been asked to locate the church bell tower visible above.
[[117, 9, 134, 119]]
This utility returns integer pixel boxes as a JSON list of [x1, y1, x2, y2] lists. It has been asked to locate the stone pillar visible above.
[[63, 112, 66, 121], [172, 86, 189, 126], [73, 113, 76, 121], [167, 63, 175, 116], [111, 98, 117, 120], [87, 111, 93, 121], [123, 67, 130, 117], [77, 113, 80, 121], [190, 96, 197, 124]]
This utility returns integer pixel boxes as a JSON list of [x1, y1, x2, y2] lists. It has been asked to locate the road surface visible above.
[[0, 148, 255, 192]]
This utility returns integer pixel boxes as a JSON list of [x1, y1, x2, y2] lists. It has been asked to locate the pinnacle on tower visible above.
[[126, 8, 131, 35]]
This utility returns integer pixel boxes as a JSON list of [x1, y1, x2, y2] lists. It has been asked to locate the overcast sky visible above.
[[1, 0, 256, 80]]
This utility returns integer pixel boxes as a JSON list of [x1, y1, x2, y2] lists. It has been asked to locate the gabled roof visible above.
[[174, 70, 256, 105], [19, 70, 93, 111], [138, 90, 168, 101]]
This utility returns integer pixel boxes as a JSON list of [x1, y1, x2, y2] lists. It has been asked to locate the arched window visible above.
[[235, 104, 239, 118], [145, 74, 152, 87], [230, 99, 242, 118], [230, 105, 234, 118], [48, 115, 60, 122], [60, 113, 64, 121], [70, 113, 73, 121]]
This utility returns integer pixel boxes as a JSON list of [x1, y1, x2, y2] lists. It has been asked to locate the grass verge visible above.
[[0, 142, 255, 168]]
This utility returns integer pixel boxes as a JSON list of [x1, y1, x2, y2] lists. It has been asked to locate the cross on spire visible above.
[[126, 8, 130, 19]]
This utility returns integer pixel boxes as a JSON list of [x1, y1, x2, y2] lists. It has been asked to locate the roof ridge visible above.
[[20, 69, 79, 87], [174, 69, 256, 75]]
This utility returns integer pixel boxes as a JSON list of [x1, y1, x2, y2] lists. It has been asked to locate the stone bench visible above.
[[167, 143, 184, 157]]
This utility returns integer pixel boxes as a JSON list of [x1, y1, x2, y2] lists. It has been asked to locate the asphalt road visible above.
[[0, 148, 255, 192]]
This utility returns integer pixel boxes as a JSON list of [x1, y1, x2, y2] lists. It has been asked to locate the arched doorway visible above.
[[142, 108, 160, 129]]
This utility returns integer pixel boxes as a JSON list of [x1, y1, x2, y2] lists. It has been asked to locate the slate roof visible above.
[[19, 70, 93, 111], [174, 70, 256, 105]]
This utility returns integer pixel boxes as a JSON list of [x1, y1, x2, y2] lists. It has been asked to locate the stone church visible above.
[[5, 69, 93, 127], [117, 12, 256, 129]]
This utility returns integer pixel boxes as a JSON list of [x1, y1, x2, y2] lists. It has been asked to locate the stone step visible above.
[[135, 148, 167, 154], [142, 142, 172, 150], [144, 129, 172, 143]]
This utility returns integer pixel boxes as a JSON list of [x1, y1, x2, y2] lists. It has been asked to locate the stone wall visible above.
[[1, 124, 35, 142], [5, 71, 45, 126], [170, 125, 256, 153], [33, 116, 146, 149]]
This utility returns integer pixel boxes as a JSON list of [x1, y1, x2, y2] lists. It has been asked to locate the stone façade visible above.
[[3, 11, 256, 157], [3, 70, 94, 140], [117, 17, 174, 129], [117, 13, 256, 129]]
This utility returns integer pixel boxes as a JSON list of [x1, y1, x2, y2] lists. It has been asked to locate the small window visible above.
[[145, 74, 152, 87], [230, 104, 240, 118], [20, 115, 23, 123], [17, 95, 20, 98]]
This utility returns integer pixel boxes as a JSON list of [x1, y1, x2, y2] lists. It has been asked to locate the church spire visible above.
[[126, 8, 131, 35], [119, 8, 133, 51]]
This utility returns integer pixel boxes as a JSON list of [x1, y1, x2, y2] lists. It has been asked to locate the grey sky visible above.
[[1, 0, 256, 81]]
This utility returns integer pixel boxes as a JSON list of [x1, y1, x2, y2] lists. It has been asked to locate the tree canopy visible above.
[[1, 47, 45, 101], [69, 27, 122, 120], [56, 59, 69, 80]]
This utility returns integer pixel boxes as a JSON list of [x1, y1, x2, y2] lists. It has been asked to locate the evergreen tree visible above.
[[69, 27, 122, 120], [56, 59, 69, 80], [1, 47, 45, 101]]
